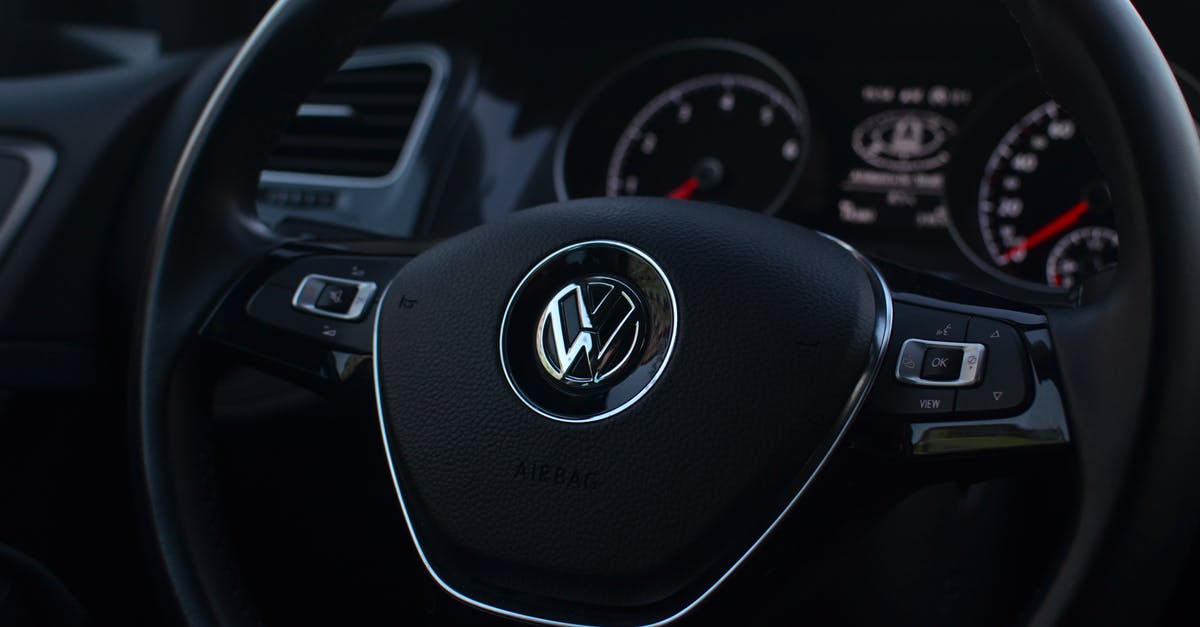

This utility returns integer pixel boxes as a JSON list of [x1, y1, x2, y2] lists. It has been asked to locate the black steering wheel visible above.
[[134, 0, 1200, 625]]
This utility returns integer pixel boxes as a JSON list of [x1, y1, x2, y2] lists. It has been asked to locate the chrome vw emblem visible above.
[[500, 240, 675, 422], [536, 278, 641, 387]]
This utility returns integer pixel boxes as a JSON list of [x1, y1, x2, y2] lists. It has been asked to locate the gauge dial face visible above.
[[976, 100, 1117, 288], [605, 74, 807, 213], [1045, 226, 1119, 289]]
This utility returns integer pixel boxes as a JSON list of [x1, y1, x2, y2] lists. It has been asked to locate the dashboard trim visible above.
[[0, 138, 57, 266]]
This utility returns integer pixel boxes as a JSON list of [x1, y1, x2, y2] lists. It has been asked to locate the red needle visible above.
[[1002, 200, 1091, 261], [666, 176, 700, 200]]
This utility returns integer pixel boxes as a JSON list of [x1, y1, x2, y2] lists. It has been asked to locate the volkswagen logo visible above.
[[500, 241, 677, 422], [536, 278, 643, 387]]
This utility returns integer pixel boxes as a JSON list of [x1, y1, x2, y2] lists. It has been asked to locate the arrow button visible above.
[[956, 317, 1029, 415]]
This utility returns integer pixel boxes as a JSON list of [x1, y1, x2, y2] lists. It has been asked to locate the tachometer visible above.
[[974, 100, 1116, 289], [555, 40, 810, 215], [605, 74, 807, 212]]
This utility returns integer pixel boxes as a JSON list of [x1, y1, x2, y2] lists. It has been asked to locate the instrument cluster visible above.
[[552, 39, 1200, 300]]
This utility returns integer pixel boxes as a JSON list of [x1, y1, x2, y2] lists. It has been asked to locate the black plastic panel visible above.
[[0, 156, 28, 215]]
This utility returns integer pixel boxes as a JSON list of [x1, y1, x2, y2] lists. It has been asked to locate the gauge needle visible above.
[[666, 176, 701, 200], [1002, 200, 1091, 261]]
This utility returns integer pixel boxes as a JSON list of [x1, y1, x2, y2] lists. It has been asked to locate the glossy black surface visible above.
[[855, 259, 1069, 458]]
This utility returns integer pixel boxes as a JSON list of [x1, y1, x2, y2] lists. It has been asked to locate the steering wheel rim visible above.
[[133, 0, 1200, 625]]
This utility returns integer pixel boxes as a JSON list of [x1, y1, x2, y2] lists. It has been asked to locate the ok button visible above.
[[921, 348, 963, 381]]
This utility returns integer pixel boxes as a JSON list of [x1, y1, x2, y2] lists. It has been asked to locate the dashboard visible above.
[[4, 1, 1200, 625], [258, 0, 1200, 306]]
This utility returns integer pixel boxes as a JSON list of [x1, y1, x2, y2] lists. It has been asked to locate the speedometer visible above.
[[948, 72, 1200, 296], [975, 100, 1117, 289]]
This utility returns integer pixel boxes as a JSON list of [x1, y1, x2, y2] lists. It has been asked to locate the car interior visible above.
[[2, 0, 1200, 625]]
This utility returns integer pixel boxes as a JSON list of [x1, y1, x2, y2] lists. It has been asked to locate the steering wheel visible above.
[[133, 0, 1200, 625]]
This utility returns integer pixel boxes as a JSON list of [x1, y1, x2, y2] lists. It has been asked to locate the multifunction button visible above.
[[921, 348, 962, 380], [316, 283, 356, 315], [292, 274, 377, 321], [869, 303, 1031, 420], [895, 339, 986, 387], [956, 318, 1027, 414], [245, 256, 405, 353]]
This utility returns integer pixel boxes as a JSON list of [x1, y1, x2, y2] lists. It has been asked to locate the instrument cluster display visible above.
[[833, 83, 974, 235], [944, 73, 1195, 294], [554, 39, 1200, 299]]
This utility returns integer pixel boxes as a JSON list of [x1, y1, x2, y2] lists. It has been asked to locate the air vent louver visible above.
[[264, 62, 433, 178]]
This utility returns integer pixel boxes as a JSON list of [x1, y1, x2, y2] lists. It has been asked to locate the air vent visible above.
[[264, 60, 434, 178]]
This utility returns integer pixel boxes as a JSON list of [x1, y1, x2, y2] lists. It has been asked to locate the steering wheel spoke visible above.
[[199, 243, 422, 386], [852, 260, 1071, 460]]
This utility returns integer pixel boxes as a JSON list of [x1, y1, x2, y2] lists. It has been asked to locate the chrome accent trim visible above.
[[290, 273, 377, 321], [499, 240, 678, 424], [0, 139, 57, 264], [259, 44, 450, 189], [895, 339, 987, 388], [296, 103, 355, 119], [372, 232, 894, 627]]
